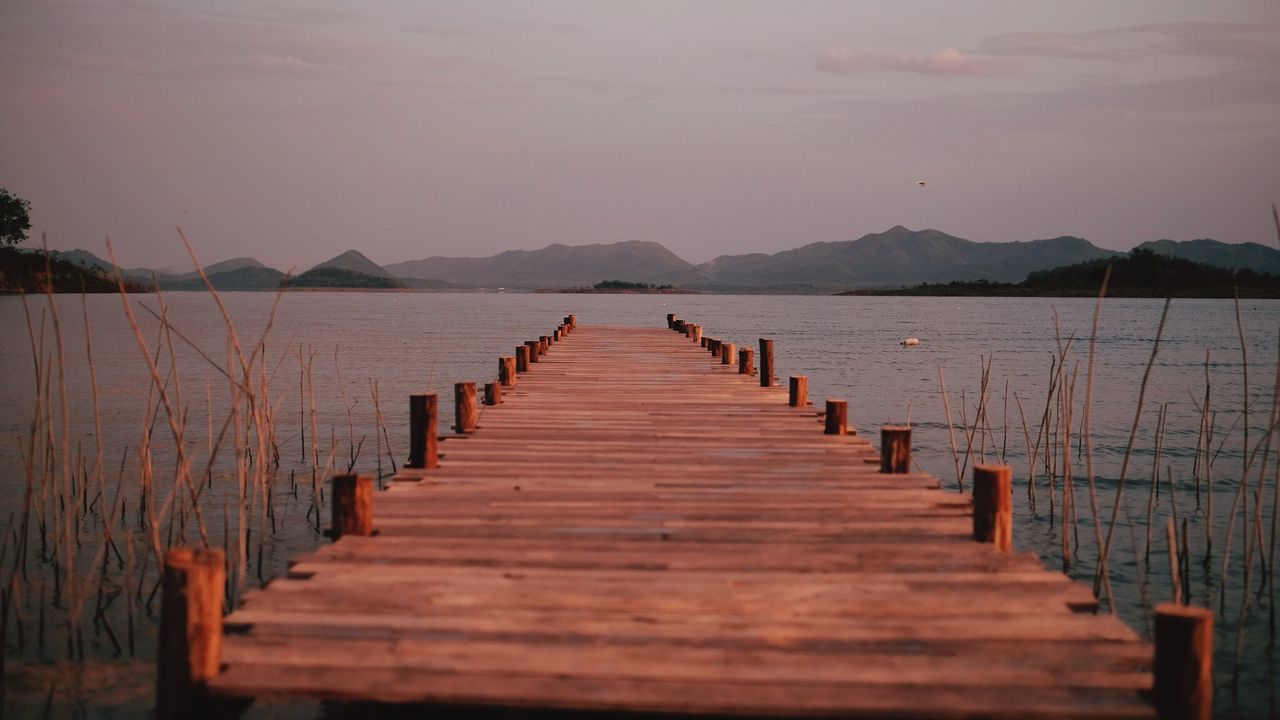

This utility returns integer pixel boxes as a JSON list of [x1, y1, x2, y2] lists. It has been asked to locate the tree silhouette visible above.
[[0, 188, 32, 247]]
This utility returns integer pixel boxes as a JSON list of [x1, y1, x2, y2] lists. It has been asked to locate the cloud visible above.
[[980, 22, 1280, 66], [978, 32, 1128, 61], [816, 47, 1019, 77]]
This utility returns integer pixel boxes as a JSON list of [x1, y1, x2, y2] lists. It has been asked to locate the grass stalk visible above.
[[1095, 297, 1170, 605], [1081, 266, 1112, 609]]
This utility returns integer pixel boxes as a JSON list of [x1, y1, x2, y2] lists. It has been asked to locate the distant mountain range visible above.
[[695, 226, 1117, 291], [385, 241, 707, 289], [57, 228, 1280, 293]]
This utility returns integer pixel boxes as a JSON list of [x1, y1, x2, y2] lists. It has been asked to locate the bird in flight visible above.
[[915, 180, 927, 187]]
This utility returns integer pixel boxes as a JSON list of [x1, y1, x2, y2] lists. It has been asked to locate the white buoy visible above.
[[900, 337, 920, 347]]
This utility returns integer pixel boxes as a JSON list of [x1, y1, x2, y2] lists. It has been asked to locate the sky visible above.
[[1, 0, 1278, 270]]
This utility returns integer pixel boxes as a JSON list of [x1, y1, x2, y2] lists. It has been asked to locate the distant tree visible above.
[[0, 188, 32, 247]]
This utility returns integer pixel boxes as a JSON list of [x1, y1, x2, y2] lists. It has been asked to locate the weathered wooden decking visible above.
[[209, 324, 1155, 718]]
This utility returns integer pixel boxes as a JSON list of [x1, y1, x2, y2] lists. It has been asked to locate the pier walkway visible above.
[[188, 321, 1160, 718]]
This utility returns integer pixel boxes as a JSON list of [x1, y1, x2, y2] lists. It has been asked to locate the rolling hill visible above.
[[161, 265, 287, 291], [696, 226, 1120, 290], [284, 250, 404, 289], [1135, 239, 1280, 274], [385, 241, 707, 289]]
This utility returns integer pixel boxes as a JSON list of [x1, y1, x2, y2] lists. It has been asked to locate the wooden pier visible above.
[[160, 317, 1213, 719]]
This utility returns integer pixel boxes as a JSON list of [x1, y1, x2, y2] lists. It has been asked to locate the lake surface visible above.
[[2, 291, 1278, 718]]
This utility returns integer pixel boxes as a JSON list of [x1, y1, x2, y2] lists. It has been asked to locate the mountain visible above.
[[385, 241, 707, 289], [162, 265, 287, 291], [285, 250, 404, 288], [54, 249, 173, 281], [1, 248, 153, 294], [307, 250, 398, 280], [1134, 239, 1280, 274], [200, 257, 267, 275], [698, 226, 1119, 290]]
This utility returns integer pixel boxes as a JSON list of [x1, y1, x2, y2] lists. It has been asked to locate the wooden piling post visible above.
[[553, 328, 561, 342], [331, 473, 374, 539], [692, 325, 702, 343], [500, 356, 517, 386], [455, 382, 478, 433], [1154, 604, 1213, 720], [484, 381, 502, 406], [516, 346, 529, 372], [972, 465, 1012, 552], [157, 547, 226, 720], [790, 376, 808, 408], [722, 342, 735, 365], [880, 425, 911, 474], [674, 319, 686, 333], [707, 338, 718, 355], [700, 336, 708, 349], [666, 313, 675, 329], [824, 398, 847, 435], [539, 337, 549, 354], [526, 340, 540, 363], [406, 394, 439, 469], [759, 338, 774, 387], [567, 314, 576, 328], [739, 348, 754, 375]]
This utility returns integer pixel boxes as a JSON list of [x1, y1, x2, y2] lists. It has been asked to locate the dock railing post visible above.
[[880, 425, 911, 473], [567, 314, 576, 328], [738, 348, 754, 376], [406, 393, 439, 469], [721, 342, 735, 365], [759, 338, 774, 387], [1154, 604, 1213, 720], [500, 356, 517, 386], [455, 382, 478, 433], [331, 473, 374, 539], [525, 340, 540, 363], [666, 313, 675, 329], [484, 381, 502, 406], [971, 465, 1012, 552], [824, 398, 847, 435], [157, 548, 226, 720], [790, 376, 808, 408], [692, 325, 702, 343], [516, 346, 529, 372]]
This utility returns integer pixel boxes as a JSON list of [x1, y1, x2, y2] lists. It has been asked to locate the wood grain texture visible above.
[[210, 324, 1154, 718]]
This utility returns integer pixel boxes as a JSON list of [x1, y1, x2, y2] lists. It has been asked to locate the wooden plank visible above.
[[225, 608, 1143, 643], [210, 665, 1156, 719]]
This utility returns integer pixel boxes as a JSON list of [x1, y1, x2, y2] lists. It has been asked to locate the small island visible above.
[[540, 279, 700, 294]]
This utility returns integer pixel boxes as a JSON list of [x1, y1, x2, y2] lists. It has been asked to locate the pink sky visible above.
[[1, 1, 1276, 269]]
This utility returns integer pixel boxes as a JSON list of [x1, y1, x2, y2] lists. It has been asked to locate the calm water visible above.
[[2, 291, 1278, 718]]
